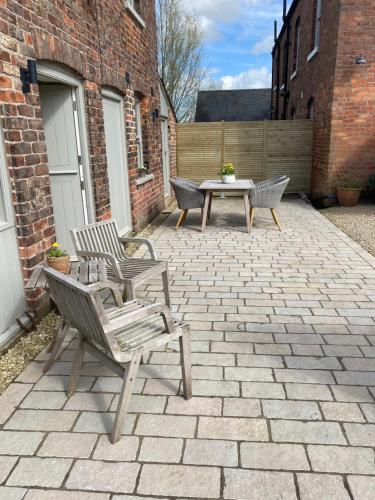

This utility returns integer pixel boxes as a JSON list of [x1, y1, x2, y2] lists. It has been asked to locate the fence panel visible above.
[[176, 120, 313, 193]]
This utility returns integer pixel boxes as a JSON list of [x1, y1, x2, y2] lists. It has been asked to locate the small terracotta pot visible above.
[[337, 187, 362, 207], [47, 255, 71, 274]]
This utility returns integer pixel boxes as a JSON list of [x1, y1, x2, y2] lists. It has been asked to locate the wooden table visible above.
[[200, 179, 255, 233], [26, 260, 108, 372]]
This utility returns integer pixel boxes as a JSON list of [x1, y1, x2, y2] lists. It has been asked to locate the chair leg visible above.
[[111, 351, 141, 444], [66, 335, 85, 397], [162, 269, 171, 308], [122, 282, 136, 302], [249, 207, 255, 229], [179, 329, 192, 400], [43, 321, 69, 373], [176, 209, 188, 229], [271, 208, 282, 231]]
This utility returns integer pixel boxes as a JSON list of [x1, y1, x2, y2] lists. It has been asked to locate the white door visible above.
[[102, 93, 132, 234], [161, 118, 170, 196], [39, 84, 86, 255], [0, 130, 26, 339]]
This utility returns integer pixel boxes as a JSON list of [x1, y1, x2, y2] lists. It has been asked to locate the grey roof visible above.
[[195, 89, 271, 122]]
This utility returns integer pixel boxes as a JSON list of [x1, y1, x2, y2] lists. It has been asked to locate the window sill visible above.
[[307, 46, 319, 62], [290, 71, 298, 80], [136, 173, 154, 186], [124, 1, 145, 28]]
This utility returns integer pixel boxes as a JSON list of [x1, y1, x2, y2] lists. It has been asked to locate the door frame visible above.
[[0, 125, 14, 233], [102, 87, 132, 235], [37, 62, 95, 224], [0, 123, 28, 346]]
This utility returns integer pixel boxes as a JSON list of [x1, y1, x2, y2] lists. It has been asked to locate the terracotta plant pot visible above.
[[47, 255, 71, 274], [337, 187, 362, 207]]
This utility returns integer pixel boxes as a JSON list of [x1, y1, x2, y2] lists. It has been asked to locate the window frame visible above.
[[308, 0, 322, 61], [291, 18, 301, 79], [124, 0, 145, 28]]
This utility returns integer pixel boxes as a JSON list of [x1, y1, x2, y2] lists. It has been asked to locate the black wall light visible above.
[[20, 59, 38, 94], [152, 108, 160, 122], [125, 72, 131, 86], [356, 55, 366, 65]]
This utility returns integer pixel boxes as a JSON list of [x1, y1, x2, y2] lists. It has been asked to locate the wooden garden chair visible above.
[[70, 219, 170, 306], [43, 266, 192, 443]]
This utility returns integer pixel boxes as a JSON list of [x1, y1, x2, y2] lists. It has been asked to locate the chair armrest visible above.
[[76, 250, 122, 279], [105, 302, 176, 335], [88, 281, 124, 307], [119, 237, 157, 260]]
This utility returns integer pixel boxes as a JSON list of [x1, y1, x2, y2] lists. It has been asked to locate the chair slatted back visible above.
[[43, 267, 108, 348], [71, 219, 125, 262]]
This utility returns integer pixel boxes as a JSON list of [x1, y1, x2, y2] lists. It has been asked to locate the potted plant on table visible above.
[[46, 242, 70, 274], [219, 162, 236, 184], [337, 180, 362, 207]]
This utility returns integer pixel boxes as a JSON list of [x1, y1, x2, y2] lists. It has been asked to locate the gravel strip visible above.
[[320, 203, 375, 257], [0, 312, 60, 394]]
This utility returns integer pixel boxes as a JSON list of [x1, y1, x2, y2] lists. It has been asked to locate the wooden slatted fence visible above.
[[176, 120, 313, 193]]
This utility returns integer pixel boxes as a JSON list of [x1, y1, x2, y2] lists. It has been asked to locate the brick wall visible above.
[[0, 0, 175, 312], [329, 0, 375, 193], [272, 0, 341, 198], [271, 0, 375, 198]]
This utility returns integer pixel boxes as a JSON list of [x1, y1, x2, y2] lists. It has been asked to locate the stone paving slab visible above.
[[1, 198, 375, 498]]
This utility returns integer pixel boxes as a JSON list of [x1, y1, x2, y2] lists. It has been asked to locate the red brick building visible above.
[[0, 0, 177, 341], [271, 0, 375, 199]]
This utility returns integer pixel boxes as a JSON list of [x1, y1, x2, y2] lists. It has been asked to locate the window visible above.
[[125, 0, 145, 27], [292, 18, 301, 76], [127, 0, 140, 13], [307, 98, 315, 119], [134, 96, 144, 170], [308, 0, 322, 60], [282, 39, 288, 86]]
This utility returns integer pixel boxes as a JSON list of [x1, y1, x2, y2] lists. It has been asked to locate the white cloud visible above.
[[186, 0, 245, 23], [251, 34, 274, 54], [185, 0, 281, 41], [220, 66, 272, 89], [200, 16, 222, 42]]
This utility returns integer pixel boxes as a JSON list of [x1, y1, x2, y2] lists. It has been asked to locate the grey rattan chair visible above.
[[170, 177, 206, 228], [249, 176, 290, 230], [43, 266, 192, 444]]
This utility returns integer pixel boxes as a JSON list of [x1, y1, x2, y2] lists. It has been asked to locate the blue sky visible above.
[[186, 0, 286, 89]]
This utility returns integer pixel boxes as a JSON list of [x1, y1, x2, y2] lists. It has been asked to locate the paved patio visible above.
[[1, 197, 375, 499]]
